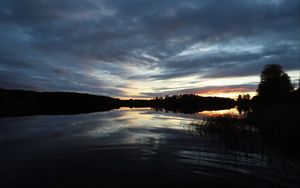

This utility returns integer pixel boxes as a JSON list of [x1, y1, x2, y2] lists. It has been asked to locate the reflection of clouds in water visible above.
[[122, 131, 162, 145], [86, 120, 128, 137], [198, 108, 240, 117], [0, 108, 299, 188], [86, 108, 198, 144], [83, 109, 153, 138], [0, 107, 239, 143]]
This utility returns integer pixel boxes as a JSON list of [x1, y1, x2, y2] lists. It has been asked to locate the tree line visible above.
[[1, 63, 298, 117]]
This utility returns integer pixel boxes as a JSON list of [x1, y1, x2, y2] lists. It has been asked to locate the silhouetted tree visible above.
[[237, 94, 251, 115], [257, 64, 293, 99], [237, 94, 250, 102], [243, 94, 250, 100], [237, 94, 242, 102]]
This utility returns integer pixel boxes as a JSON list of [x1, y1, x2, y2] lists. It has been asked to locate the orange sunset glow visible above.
[[194, 87, 256, 99]]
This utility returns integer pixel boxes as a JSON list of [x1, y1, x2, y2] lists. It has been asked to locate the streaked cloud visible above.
[[0, 0, 299, 98]]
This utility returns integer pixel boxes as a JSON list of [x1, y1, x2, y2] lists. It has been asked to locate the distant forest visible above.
[[0, 89, 120, 117], [151, 95, 235, 113], [0, 88, 235, 117]]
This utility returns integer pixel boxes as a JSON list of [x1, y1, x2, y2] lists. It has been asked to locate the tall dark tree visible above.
[[257, 64, 293, 99]]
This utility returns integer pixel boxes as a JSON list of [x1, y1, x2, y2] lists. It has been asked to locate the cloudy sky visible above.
[[0, 0, 299, 98]]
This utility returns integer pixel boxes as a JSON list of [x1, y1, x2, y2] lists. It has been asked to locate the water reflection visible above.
[[0, 108, 299, 188], [198, 108, 240, 117]]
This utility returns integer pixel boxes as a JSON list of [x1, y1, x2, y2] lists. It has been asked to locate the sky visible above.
[[0, 0, 299, 99]]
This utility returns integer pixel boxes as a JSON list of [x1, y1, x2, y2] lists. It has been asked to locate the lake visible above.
[[0, 108, 299, 188]]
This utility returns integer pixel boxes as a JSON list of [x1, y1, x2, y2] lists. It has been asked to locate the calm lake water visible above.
[[0, 108, 299, 188]]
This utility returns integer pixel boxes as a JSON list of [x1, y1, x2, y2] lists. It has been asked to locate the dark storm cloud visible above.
[[152, 41, 299, 80], [0, 0, 299, 96]]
